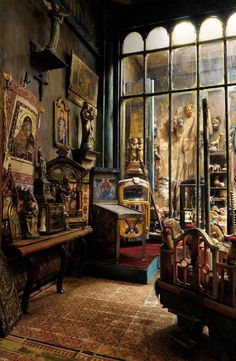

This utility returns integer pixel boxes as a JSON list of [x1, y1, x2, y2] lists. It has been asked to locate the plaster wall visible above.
[[3, 0, 101, 163]]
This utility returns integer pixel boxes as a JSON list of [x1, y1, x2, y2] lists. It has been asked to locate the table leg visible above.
[[56, 244, 66, 294], [22, 257, 34, 314]]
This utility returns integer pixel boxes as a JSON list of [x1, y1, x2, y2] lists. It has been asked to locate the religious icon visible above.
[[8, 101, 39, 164], [54, 98, 70, 148], [11, 116, 35, 161], [125, 219, 139, 235], [68, 52, 99, 109]]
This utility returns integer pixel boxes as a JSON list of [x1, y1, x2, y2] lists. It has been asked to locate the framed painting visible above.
[[8, 99, 39, 164], [68, 52, 99, 109], [90, 167, 120, 204], [54, 98, 70, 148], [3, 76, 42, 189]]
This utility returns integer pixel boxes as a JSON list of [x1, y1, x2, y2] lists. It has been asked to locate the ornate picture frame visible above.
[[68, 52, 99, 109], [54, 98, 70, 148], [90, 168, 120, 204], [8, 99, 39, 164]]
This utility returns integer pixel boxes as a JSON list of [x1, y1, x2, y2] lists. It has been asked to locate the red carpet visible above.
[[82, 242, 161, 283], [119, 243, 161, 268]]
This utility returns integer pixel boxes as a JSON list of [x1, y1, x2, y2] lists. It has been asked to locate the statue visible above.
[[22, 190, 39, 239], [209, 116, 224, 152], [130, 137, 139, 162], [43, 0, 71, 54], [137, 137, 144, 162], [179, 104, 196, 181], [37, 146, 47, 180], [80, 102, 95, 150]]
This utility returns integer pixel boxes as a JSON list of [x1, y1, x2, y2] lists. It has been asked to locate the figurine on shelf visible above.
[[209, 116, 224, 152], [22, 190, 39, 239], [80, 101, 95, 151], [137, 137, 144, 162], [43, 0, 71, 54], [130, 137, 139, 162]]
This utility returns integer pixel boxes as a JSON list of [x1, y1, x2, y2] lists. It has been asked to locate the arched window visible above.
[[120, 14, 236, 233], [122, 32, 144, 54], [199, 17, 223, 41], [146, 27, 169, 50], [172, 21, 196, 46], [226, 13, 236, 36]]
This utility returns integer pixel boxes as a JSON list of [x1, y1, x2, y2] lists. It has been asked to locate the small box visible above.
[[38, 204, 65, 234]]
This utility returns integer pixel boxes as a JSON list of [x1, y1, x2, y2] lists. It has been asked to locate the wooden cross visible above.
[[23, 72, 31, 87], [34, 72, 49, 101]]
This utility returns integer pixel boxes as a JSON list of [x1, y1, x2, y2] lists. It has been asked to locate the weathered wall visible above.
[[3, 0, 103, 163]]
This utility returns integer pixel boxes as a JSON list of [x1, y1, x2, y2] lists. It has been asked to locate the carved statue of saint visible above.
[[22, 190, 39, 239], [80, 102, 95, 150], [43, 0, 71, 53], [37, 146, 47, 180]]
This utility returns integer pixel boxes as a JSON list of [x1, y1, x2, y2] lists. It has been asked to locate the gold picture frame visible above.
[[54, 98, 70, 148], [8, 99, 40, 164], [68, 52, 99, 109]]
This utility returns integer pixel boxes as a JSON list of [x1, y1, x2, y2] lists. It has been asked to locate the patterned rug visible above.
[[3, 276, 216, 361], [0, 334, 122, 360]]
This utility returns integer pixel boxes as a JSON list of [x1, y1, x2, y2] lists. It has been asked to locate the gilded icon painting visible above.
[[8, 100, 39, 164], [54, 98, 70, 148], [68, 52, 99, 108]]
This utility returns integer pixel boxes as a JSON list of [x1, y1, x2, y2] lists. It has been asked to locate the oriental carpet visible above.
[[1, 276, 216, 361]]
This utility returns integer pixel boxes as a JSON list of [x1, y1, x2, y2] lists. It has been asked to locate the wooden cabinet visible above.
[[209, 151, 228, 232], [92, 204, 145, 262], [209, 152, 227, 206], [90, 168, 147, 262]]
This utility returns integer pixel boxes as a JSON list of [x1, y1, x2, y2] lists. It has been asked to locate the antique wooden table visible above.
[[7, 226, 93, 313]]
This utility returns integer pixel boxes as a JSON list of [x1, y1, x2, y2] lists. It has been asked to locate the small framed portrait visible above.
[[90, 167, 120, 204], [54, 98, 70, 148]]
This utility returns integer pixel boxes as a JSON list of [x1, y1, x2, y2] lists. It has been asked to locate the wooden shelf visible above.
[[210, 172, 227, 175]]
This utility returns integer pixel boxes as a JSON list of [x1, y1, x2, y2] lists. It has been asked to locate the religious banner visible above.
[[3, 74, 43, 189]]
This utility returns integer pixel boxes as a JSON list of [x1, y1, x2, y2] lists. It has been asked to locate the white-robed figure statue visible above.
[[43, 0, 71, 54]]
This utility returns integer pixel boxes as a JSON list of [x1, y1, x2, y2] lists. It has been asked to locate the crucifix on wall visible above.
[[34, 72, 49, 101]]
